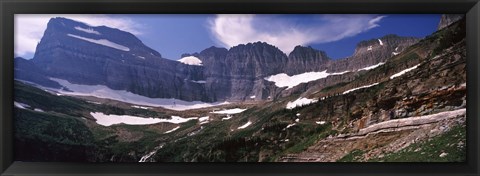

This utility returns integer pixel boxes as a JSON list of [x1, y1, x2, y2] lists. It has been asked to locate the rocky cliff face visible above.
[[286, 46, 331, 74], [329, 34, 419, 72], [438, 14, 464, 30], [30, 17, 209, 101]]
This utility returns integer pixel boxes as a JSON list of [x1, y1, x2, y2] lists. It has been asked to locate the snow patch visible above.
[[90, 112, 198, 126], [358, 62, 384, 71], [378, 39, 384, 46], [164, 126, 180, 134], [390, 64, 420, 79], [222, 115, 233, 121], [316, 121, 326, 125], [14, 101, 30, 109], [49, 78, 229, 111], [188, 126, 204, 136], [250, 95, 256, 99], [238, 121, 252, 129], [137, 56, 146, 59], [34, 108, 45, 112], [139, 144, 164, 162], [343, 82, 379, 95], [211, 108, 246, 114], [131, 105, 151, 110], [392, 52, 400, 56], [265, 70, 349, 89], [295, 118, 300, 123], [67, 34, 130, 51], [199, 116, 210, 124], [190, 80, 206, 84], [286, 123, 296, 128], [87, 101, 102, 105], [367, 46, 373, 51], [286, 97, 318, 109], [178, 56, 202, 66], [74, 26, 101, 35]]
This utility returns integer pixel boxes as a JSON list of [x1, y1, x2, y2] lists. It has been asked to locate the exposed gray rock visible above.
[[438, 14, 464, 30]]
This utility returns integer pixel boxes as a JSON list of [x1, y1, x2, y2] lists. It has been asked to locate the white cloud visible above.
[[208, 14, 386, 54], [14, 14, 142, 57]]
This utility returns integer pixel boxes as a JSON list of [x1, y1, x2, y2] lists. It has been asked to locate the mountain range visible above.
[[16, 17, 420, 103]]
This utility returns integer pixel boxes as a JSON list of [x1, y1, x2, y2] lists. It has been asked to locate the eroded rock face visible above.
[[285, 45, 331, 75], [438, 14, 464, 30], [329, 34, 419, 72], [31, 17, 210, 101]]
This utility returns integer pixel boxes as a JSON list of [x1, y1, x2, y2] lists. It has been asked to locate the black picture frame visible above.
[[1, 0, 479, 175]]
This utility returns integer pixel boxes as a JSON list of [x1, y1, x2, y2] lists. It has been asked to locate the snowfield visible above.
[[265, 70, 349, 89], [178, 56, 203, 66], [74, 26, 101, 35], [390, 64, 420, 79], [358, 62, 384, 71], [67, 34, 130, 51], [343, 82, 379, 95], [237, 121, 252, 129], [90, 112, 198, 126], [211, 108, 247, 114], [50, 78, 229, 111], [286, 97, 318, 109]]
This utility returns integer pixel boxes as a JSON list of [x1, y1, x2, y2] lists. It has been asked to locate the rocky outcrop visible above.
[[329, 34, 419, 72], [438, 14, 464, 30], [279, 109, 465, 162]]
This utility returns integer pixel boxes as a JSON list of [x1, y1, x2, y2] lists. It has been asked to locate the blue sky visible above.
[[15, 14, 441, 60]]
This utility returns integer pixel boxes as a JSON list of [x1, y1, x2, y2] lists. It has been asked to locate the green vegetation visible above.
[[338, 149, 366, 162], [320, 82, 349, 93], [14, 109, 96, 161], [282, 124, 335, 154], [369, 124, 466, 162]]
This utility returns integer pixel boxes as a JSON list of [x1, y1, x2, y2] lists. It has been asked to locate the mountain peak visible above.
[[37, 17, 162, 59], [288, 45, 329, 61]]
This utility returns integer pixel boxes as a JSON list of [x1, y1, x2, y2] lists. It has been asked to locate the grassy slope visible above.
[[337, 124, 466, 162]]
